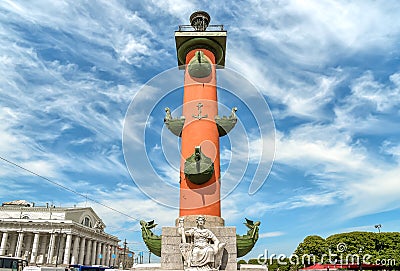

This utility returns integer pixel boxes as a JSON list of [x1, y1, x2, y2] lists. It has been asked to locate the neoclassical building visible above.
[[0, 200, 120, 266]]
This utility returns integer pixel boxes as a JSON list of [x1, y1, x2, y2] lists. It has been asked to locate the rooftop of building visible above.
[[1, 199, 95, 211]]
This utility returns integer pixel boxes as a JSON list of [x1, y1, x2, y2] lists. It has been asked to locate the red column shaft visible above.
[[179, 49, 221, 217]]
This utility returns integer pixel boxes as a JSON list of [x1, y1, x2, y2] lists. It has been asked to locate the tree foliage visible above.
[[294, 235, 328, 264], [294, 232, 400, 268]]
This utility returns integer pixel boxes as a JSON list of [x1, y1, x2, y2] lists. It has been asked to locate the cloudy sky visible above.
[[1, 0, 400, 259]]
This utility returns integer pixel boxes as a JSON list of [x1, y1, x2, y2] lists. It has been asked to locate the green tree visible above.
[[294, 235, 328, 264], [294, 231, 400, 268], [326, 231, 376, 262], [267, 258, 295, 271]]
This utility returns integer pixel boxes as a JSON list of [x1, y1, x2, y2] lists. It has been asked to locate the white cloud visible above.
[[228, 28, 342, 120], [381, 141, 400, 162], [114, 34, 152, 65], [288, 192, 339, 209], [332, 70, 400, 138], [349, 71, 400, 112], [146, 0, 196, 22], [275, 126, 369, 174], [270, 119, 400, 219], [226, 0, 400, 121], [259, 231, 285, 238], [0, 0, 150, 196], [19, 160, 60, 179], [222, 190, 339, 222], [70, 138, 93, 145], [236, 0, 400, 64], [74, 183, 178, 232], [345, 166, 400, 218]]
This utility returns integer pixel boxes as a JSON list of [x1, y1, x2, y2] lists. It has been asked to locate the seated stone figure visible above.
[[178, 216, 226, 271]]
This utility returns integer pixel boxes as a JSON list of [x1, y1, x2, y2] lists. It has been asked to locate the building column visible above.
[[14, 231, 25, 257], [78, 237, 86, 264], [103, 244, 108, 266], [0, 232, 8, 256], [30, 233, 40, 264], [105, 244, 110, 266], [107, 244, 112, 266], [107, 245, 112, 266], [63, 234, 72, 265], [96, 242, 102, 265], [101, 243, 107, 265], [70, 235, 80, 265], [91, 240, 97, 266], [84, 239, 92, 265], [9, 232, 18, 257], [111, 245, 115, 266], [46, 233, 56, 264], [56, 234, 66, 266], [23, 233, 33, 260], [107, 244, 111, 266], [38, 234, 48, 264], [113, 246, 119, 268]]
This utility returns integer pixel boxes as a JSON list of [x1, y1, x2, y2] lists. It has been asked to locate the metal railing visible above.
[[177, 24, 225, 31]]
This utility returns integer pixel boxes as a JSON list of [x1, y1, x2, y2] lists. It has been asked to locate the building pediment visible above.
[[65, 207, 104, 230]]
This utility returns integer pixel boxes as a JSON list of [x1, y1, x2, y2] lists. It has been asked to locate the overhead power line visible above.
[[0, 156, 140, 222]]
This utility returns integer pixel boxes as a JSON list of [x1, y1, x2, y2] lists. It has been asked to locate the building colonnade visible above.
[[0, 230, 118, 266]]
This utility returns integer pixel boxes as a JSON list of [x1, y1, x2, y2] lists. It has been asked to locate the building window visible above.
[[82, 217, 91, 227]]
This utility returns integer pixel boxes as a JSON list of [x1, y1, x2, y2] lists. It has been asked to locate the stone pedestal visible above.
[[175, 215, 225, 227], [161, 226, 237, 271]]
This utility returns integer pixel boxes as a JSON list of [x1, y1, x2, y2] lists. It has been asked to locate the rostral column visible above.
[[165, 11, 236, 225], [141, 13, 260, 266]]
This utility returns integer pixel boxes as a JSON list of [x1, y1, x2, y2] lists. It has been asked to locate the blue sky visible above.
[[1, 0, 400, 260]]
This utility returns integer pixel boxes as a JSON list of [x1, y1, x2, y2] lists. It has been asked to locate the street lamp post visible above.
[[375, 224, 382, 251]]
